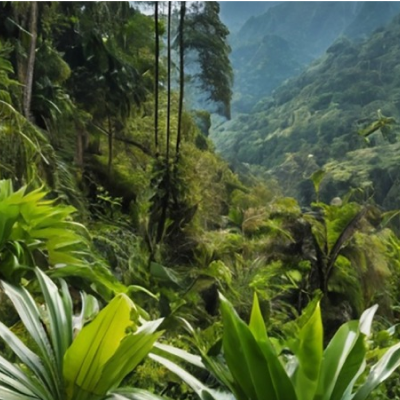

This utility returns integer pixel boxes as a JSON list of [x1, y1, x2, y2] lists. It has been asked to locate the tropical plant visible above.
[[357, 109, 396, 144], [0, 179, 90, 281], [0, 179, 132, 298], [154, 293, 400, 400], [0, 267, 165, 400], [304, 200, 398, 316]]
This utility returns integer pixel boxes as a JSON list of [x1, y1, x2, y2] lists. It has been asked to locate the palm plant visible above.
[[0, 267, 165, 400], [154, 294, 400, 400]]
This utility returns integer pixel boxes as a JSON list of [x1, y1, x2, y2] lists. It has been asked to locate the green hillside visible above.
[[230, 1, 400, 113], [213, 14, 400, 206]]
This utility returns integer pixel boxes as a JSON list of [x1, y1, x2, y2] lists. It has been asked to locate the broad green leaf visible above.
[[150, 262, 182, 286], [328, 305, 377, 400], [98, 319, 163, 394], [0, 180, 15, 201], [0, 204, 19, 248], [63, 293, 136, 399], [310, 170, 326, 197], [249, 293, 297, 400], [220, 293, 277, 400], [330, 334, 366, 400], [16, 186, 47, 205], [315, 320, 360, 400], [359, 304, 378, 337], [352, 342, 400, 400], [288, 299, 322, 400], [249, 293, 267, 341]]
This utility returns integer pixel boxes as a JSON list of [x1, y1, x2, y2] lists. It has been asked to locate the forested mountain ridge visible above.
[[213, 12, 400, 207], [230, 1, 400, 113]]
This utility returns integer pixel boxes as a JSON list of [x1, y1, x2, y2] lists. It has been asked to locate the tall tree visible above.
[[55, 2, 151, 171], [23, 1, 38, 121], [154, 1, 159, 155], [166, 1, 172, 162], [182, 1, 233, 119], [176, 1, 186, 161]]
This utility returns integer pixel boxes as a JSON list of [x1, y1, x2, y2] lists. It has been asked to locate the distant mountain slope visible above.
[[218, 1, 279, 34], [213, 14, 400, 206], [231, 1, 400, 113]]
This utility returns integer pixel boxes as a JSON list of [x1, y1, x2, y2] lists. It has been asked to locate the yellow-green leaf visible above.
[[63, 294, 136, 399]]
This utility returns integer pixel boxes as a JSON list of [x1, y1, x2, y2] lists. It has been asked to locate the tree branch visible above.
[[91, 123, 153, 157]]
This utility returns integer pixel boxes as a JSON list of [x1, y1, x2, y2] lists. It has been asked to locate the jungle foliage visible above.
[[1, 2, 400, 400]]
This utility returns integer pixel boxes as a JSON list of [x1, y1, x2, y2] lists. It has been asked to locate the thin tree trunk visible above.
[[154, 1, 159, 156], [155, 2, 172, 244], [23, 1, 38, 121], [76, 130, 84, 170], [14, 8, 27, 86], [107, 114, 113, 174], [176, 1, 186, 161], [166, 1, 172, 162]]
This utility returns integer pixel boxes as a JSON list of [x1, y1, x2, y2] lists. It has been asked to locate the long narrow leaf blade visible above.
[[152, 343, 206, 369], [150, 353, 218, 400], [106, 387, 166, 400], [35, 268, 73, 374], [0, 354, 50, 399], [352, 342, 400, 400], [315, 321, 360, 400], [1, 280, 59, 396]]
